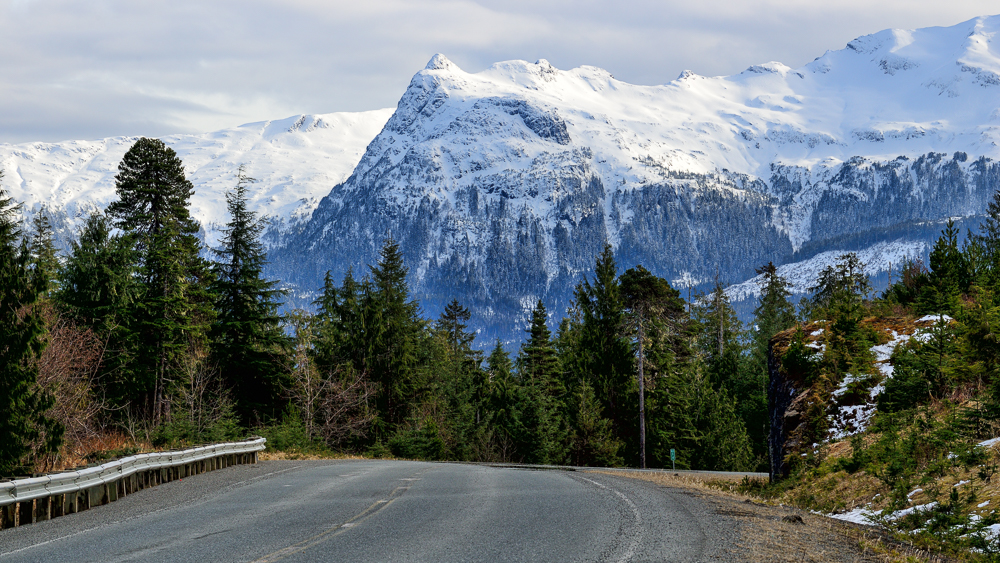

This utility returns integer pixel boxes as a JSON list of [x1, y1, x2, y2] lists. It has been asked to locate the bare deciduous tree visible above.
[[32, 303, 107, 471], [286, 310, 375, 447]]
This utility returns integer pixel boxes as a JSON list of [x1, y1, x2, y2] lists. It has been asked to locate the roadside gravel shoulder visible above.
[[587, 470, 958, 563]]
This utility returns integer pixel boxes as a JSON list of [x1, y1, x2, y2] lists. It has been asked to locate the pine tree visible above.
[[517, 300, 568, 464], [569, 245, 634, 454], [620, 265, 685, 468], [366, 239, 423, 437], [921, 220, 970, 315], [975, 189, 1000, 287], [55, 212, 139, 408], [56, 212, 137, 333], [746, 262, 796, 462], [27, 209, 60, 296], [106, 138, 213, 423], [0, 173, 63, 475], [210, 165, 288, 424]]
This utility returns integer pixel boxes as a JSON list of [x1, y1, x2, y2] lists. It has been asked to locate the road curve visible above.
[[0, 460, 739, 562]]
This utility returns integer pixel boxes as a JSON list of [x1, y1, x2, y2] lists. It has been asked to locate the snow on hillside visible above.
[[355, 16, 999, 250], [0, 109, 393, 246], [725, 240, 929, 303]]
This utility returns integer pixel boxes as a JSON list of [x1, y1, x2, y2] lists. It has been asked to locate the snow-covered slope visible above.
[[4, 15, 1000, 338], [274, 16, 1000, 337], [0, 109, 393, 247], [333, 15, 1000, 251]]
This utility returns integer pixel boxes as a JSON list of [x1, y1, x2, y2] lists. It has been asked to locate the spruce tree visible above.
[[975, 189, 1000, 287], [692, 277, 744, 390], [516, 300, 568, 464], [27, 209, 60, 296], [570, 245, 633, 453], [485, 340, 524, 460], [366, 239, 422, 437], [0, 174, 63, 475], [921, 220, 970, 315], [210, 165, 288, 424], [746, 262, 796, 462], [56, 212, 137, 333], [55, 212, 139, 408], [620, 265, 684, 468], [106, 138, 212, 423]]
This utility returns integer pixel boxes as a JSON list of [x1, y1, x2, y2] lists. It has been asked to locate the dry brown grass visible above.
[[258, 451, 369, 462], [590, 470, 958, 562]]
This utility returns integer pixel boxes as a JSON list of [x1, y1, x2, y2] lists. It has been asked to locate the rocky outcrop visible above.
[[767, 316, 949, 481]]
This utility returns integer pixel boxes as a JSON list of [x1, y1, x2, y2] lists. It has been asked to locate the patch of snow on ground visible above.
[[827, 329, 914, 440], [828, 507, 878, 525], [955, 480, 970, 487], [979, 437, 1000, 448], [892, 502, 938, 520], [917, 314, 954, 323]]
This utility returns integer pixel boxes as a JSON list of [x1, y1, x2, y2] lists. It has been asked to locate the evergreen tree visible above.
[[366, 239, 423, 437], [807, 253, 871, 322], [692, 277, 744, 390], [568, 379, 624, 467], [0, 174, 63, 475], [974, 189, 1000, 287], [313, 268, 365, 374], [568, 245, 633, 455], [746, 262, 796, 462], [55, 212, 139, 408], [210, 165, 289, 424], [620, 265, 685, 468], [27, 209, 60, 296], [752, 262, 796, 365], [516, 300, 569, 464], [106, 137, 212, 423], [921, 220, 970, 315], [484, 340, 524, 461], [56, 212, 137, 332], [438, 299, 475, 353]]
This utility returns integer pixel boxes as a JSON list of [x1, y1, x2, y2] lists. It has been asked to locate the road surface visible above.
[[0, 460, 740, 562]]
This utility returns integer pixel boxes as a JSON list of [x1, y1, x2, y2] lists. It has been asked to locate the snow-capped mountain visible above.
[[272, 15, 1000, 336], [3, 15, 1000, 339], [0, 109, 393, 248]]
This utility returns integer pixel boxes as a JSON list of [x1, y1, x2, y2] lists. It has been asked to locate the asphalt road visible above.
[[0, 460, 740, 562]]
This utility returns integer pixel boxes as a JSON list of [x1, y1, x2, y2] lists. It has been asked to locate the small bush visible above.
[[256, 411, 330, 454]]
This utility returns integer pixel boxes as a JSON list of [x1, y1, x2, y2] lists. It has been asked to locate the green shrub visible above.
[[256, 410, 329, 454]]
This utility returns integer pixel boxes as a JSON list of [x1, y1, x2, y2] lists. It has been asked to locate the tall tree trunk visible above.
[[638, 318, 646, 469]]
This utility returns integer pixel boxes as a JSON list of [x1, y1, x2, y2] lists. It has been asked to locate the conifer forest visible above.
[[8, 136, 1000, 485]]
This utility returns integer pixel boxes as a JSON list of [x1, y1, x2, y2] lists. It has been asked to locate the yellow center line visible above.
[[250, 474, 420, 563]]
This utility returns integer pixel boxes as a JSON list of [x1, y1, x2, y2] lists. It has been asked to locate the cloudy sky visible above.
[[1, 0, 997, 144]]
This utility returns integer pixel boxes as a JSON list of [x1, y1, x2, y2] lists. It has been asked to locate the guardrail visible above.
[[0, 437, 266, 529]]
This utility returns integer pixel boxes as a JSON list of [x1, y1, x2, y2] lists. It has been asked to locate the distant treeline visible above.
[[1, 137, 808, 476]]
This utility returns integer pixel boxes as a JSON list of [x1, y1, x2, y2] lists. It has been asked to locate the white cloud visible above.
[[1, 0, 997, 142]]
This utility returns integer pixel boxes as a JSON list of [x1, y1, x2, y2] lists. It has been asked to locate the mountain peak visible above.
[[425, 53, 457, 72]]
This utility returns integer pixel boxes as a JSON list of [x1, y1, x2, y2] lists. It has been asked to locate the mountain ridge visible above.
[[3, 15, 1000, 339]]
